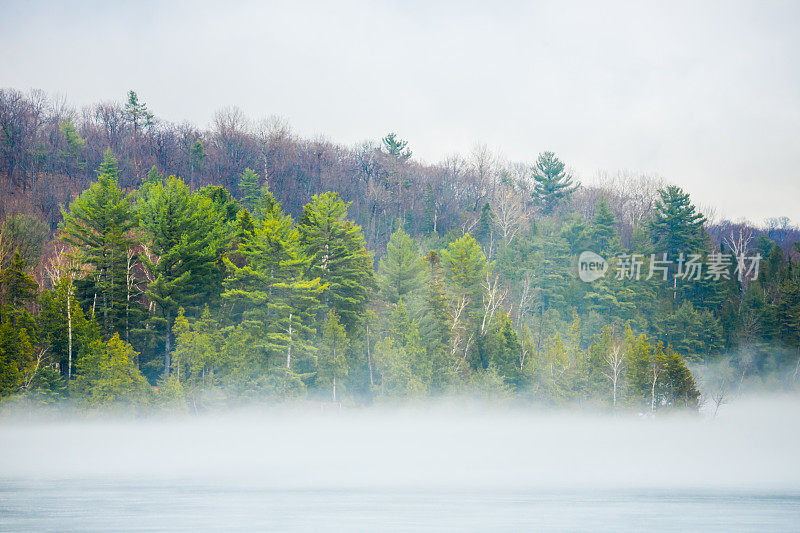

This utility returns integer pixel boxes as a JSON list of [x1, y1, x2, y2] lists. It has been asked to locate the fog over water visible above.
[[2, 396, 800, 530], [2, 395, 799, 491]]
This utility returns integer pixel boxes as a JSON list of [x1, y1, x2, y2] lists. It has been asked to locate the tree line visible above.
[[1, 89, 799, 412]]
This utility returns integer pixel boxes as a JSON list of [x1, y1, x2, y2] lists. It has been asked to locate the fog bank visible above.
[[2, 395, 799, 493]]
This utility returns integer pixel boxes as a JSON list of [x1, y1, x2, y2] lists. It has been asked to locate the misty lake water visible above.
[[2, 397, 800, 531]]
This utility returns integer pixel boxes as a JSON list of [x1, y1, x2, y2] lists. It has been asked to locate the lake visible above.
[[2, 397, 799, 531]]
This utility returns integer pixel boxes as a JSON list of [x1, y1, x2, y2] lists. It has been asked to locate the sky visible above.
[[1, 0, 798, 224]]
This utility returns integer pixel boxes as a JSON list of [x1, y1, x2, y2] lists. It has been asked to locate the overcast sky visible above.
[[2, 0, 798, 224]]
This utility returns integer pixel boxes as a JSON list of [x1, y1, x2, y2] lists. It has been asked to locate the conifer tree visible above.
[[137, 176, 225, 376], [318, 309, 349, 402], [74, 333, 150, 406], [382, 132, 412, 160], [441, 234, 489, 305], [60, 152, 134, 336], [0, 251, 38, 396], [223, 196, 324, 370], [238, 168, 261, 211], [591, 199, 621, 255], [297, 192, 374, 331], [378, 226, 425, 304], [530, 152, 577, 214], [418, 250, 451, 385], [649, 185, 706, 257], [124, 90, 154, 135]]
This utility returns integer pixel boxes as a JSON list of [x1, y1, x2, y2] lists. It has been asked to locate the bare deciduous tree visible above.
[[604, 344, 625, 409]]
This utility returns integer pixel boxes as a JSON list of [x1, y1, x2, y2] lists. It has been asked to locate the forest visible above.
[[1, 88, 799, 413]]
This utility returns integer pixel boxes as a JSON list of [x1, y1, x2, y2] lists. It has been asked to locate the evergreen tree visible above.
[[144, 165, 163, 187], [441, 234, 489, 305], [418, 250, 452, 388], [98, 148, 120, 178], [297, 192, 374, 331], [124, 90, 154, 134], [378, 226, 426, 304], [382, 132, 412, 160], [37, 278, 97, 378], [58, 118, 86, 175], [530, 152, 577, 214], [189, 139, 207, 177], [238, 167, 261, 210], [60, 154, 134, 336], [223, 200, 324, 371], [171, 306, 223, 388], [0, 251, 38, 397], [477, 311, 523, 387], [318, 309, 349, 402], [591, 199, 621, 255], [649, 185, 706, 258], [74, 333, 150, 407], [137, 176, 225, 377]]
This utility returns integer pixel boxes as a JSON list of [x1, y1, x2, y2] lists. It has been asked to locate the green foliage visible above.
[[441, 234, 488, 304], [73, 334, 150, 407], [58, 118, 86, 171], [60, 154, 134, 335], [222, 200, 324, 371], [382, 132, 412, 160], [531, 152, 577, 214], [189, 140, 207, 174], [298, 192, 374, 331], [649, 185, 706, 257], [378, 226, 425, 304], [37, 277, 97, 377], [124, 90, 154, 133], [238, 167, 261, 210], [317, 309, 349, 402], [1, 213, 49, 268], [137, 175, 226, 376]]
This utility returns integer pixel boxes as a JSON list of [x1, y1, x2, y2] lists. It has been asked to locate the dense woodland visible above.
[[1, 89, 799, 412]]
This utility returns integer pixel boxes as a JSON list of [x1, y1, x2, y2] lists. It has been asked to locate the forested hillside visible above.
[[1, 89, 799, 412]]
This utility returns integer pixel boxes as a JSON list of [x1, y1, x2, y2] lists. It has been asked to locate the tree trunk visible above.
[[165, 308, 171, 376], [67, 281, 73, 379], [367, 324, 374, 386], [332, 375, 337, 403], [651, 367, 657, 412], [286, 314, 293, 369]]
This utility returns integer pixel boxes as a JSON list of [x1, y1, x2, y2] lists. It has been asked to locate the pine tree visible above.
[[98, 148, 120, 178], [74, 333, 150, 406], [58, 118, 86, 175], [137, 176, 225, 376], [378, 226, 425, 304], [441, 234, 489, 305], [649, 185, 706, 257], [297, 192, 374, 331], [144, 165, 163, 186], [531, 152, 577, 214], [223, 199, 324, 371], [189, 139, 207, 178], [171, 306, 223, 387], [60, 153, 134, 336], [591, 199, 621, 255], [477, 310, 523, 387], [318, 309, 349, 402], [382, 132, 412, 160], [386, 301, 429, 386], [418, 250, 452, 387], [238, 167, 261, 211], [37, 278, 96, 378], [0, 251, 38, 397], [124, 90, 154, 135]]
